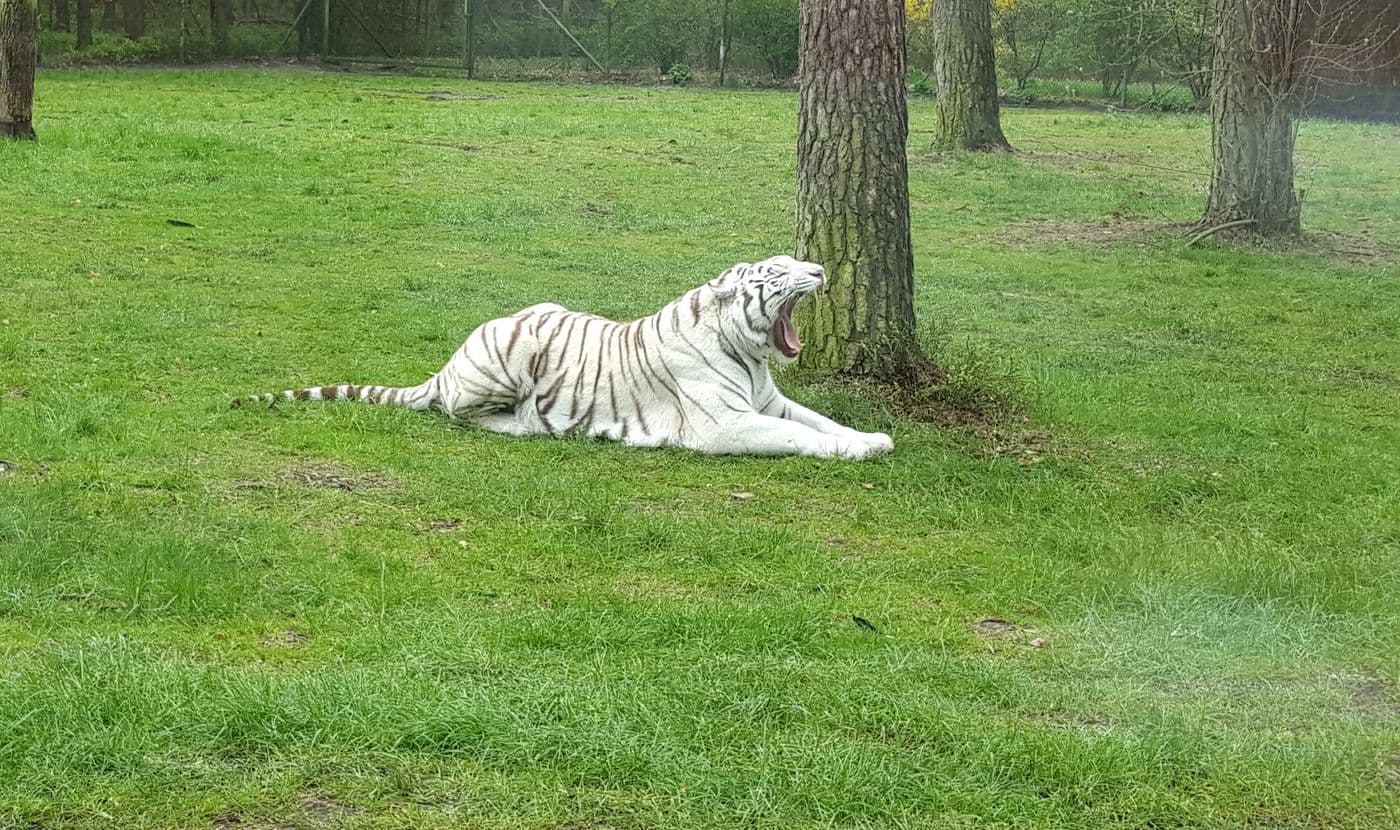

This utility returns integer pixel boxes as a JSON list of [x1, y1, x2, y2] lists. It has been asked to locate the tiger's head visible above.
[[706, 255, 826, 365]]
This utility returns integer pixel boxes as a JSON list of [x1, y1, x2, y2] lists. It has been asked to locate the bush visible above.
[[667, 63, 693, 85], [39, 31, 166, 66], [617, 0, 713, 73]]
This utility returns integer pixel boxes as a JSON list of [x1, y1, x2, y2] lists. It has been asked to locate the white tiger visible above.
[[233, 255, 893, 459]]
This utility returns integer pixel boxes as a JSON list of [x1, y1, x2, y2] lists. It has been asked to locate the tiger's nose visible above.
[[807, 265, 825, 287]]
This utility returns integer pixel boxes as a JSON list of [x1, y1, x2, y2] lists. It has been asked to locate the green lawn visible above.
[[1, 68, 1397, 829]]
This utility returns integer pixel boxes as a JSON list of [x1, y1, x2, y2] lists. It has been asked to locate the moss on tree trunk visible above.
[[1201, 0, 1301, 236], [932, 0, 1010, 152], [793, 0, 922, 379], [0, 0, 38, 140]]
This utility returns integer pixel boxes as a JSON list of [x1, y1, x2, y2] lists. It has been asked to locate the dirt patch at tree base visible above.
[[1002, 219, 1392, 265]]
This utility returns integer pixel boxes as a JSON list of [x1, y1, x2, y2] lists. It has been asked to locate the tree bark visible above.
[[0, 0, 38, 140], [209, 0, 232, 54], [932, 0, 1010, 151], [1201, 0, 1301, 236], [54, 0, 68, 30], [76, 0, 91, 47], [121, 0, 141, 39], [794, 0, 922, 378]]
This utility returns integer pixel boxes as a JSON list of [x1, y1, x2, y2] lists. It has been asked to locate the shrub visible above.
[[618, 0, 710, 73], [668, 63, 693, 85]]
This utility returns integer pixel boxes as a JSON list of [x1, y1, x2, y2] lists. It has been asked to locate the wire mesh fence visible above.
[[40, 0, 801, 85]]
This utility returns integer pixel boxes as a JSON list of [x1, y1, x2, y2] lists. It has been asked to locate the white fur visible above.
[[235, 256, 893, 460]]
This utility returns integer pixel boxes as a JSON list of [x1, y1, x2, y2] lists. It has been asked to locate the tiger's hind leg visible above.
[[435, 316, 534, 417]]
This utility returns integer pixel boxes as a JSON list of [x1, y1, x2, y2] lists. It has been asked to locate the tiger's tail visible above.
[[230, 377, 441, 411]]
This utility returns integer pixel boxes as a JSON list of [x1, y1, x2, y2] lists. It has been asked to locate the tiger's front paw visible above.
[[860, 432, 894, 455], [831, 435, 888, 461]]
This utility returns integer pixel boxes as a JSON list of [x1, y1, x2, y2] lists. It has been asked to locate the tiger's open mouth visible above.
[[773, 296, 803, 358]]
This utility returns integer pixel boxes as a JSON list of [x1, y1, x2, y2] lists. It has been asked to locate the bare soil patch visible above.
[[1004, 218, 1186, 247], [973, 617, 1027, 636], [260, 630, 310, 647], [1003, 218, 1392, 265], [281, 461, 399, 492], [1029, 708, 1117, 733], [298, 793, 361, 819]]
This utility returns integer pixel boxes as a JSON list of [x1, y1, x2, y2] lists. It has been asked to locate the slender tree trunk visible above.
[[54, 0, 68, 29], [98, 0, 116, 30], [933, 0, 1010, 151], [717, 0, 728, 86], [121, 0, 142, 38], [76, 0, 91, 47], [1201, 0, 1301, 236], [0, 0, 38, 140], [794, 0, 922, 378], [209, 0, 231, 54]]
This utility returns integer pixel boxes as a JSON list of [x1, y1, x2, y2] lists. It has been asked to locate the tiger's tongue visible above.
[[774, 310, 801, 356]]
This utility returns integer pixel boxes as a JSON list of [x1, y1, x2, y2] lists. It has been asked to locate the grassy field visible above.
[[1, 68, 1397, 829]]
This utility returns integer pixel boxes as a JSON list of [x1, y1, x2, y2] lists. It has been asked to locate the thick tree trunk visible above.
[[121, 0, 141, 39], [0, 0, 38, 140], [76, 0, 91, 47], [209, 0, 232, 55], [932, 0, 1010, 151], [1201, 0, 1301, 236], [794, 0, 922, 378]]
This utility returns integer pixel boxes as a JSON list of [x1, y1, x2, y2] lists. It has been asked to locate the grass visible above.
[[1, 67, 1397, 829]]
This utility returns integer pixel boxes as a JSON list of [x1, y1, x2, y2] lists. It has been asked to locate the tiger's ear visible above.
[[706, 266, 742, 301]]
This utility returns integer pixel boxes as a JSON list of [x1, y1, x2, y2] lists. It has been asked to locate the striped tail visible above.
[[231, 378, 440, 411]]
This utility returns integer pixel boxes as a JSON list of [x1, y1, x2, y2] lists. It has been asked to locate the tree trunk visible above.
[[209, 0, 231, 55], [98, 0, 116, 30], [932, 0, 1010, 151], [54, 0, 67, 30], [76, 0, 90, 47], [121, 0, 141, 38], [794, 0, 922, 378], [1201, 0, 1301, 236], [0, 0, 38, 140]]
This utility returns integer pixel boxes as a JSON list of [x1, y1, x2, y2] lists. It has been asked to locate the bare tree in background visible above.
[[993, 0, 1067, 91], [1161, 0, 1215, 103], [794, 0, 923, 377], [933, 0, 1010, 151], [0, 0, 37, 140], [1202, 0, 1392, 237]]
